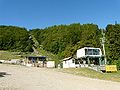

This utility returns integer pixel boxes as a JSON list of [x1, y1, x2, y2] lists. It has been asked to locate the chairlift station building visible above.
[[63, 47, 105, 68], [76, 47, 105, 66]]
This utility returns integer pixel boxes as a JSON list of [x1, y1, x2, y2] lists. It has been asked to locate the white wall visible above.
[[77, 48, 85, 58], [63, 59, 75, 68], [77, 47, 102, 58], [47, 61, 55, 68]]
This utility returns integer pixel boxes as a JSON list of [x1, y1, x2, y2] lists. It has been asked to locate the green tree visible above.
[[31, 23, 101, 58], [0, 26, 33, 52], [106, 24, 120, 69]]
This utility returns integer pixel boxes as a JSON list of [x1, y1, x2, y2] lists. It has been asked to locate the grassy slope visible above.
[[57, 68, 120, 82], [0, 51, 21, 60], [0, 48, 60, 67], [30, 33, 60, 66]]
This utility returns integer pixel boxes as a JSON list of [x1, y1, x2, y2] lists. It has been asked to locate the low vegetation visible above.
[[0, 51, 21, 60], [57, 68, 120, 82], [0, 51, 35, 60]]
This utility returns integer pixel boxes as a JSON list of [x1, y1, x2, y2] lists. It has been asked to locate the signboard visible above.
[[105, 65, 117, 72]]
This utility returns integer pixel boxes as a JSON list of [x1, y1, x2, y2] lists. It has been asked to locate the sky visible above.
[[0, 0, 120, 29]]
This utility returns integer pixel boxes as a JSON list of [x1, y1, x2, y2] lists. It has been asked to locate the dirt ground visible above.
[[0, 64, 120, 90]]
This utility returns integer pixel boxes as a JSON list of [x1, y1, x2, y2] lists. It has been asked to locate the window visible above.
[[72, 60, 75, 63], [93, 49, 100, 55], [85, 49, 100, 55], [85, 49, 93, 55]]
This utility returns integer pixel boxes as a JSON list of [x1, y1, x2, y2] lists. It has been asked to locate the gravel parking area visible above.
[[0, 64, 120, 90]]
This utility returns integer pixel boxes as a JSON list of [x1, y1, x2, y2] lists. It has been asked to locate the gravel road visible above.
[[0, 64, 120, 90]]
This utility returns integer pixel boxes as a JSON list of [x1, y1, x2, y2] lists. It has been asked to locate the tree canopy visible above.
[[0, 26, 33, 52], [106, 24, 120, 68], [30, 23, 101, 58]]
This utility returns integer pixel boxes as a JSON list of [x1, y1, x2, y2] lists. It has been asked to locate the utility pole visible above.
[[101, 30, 107, 64]]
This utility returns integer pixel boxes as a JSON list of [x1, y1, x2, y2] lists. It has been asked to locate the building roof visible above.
[[26, 56, 46, 59], [81, 47, 101, 50], [63, 57, 73, 61]]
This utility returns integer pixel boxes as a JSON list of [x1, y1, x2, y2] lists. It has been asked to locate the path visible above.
[[0, 64, 120, 90]]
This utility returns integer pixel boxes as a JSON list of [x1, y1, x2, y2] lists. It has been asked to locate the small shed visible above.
[[63, 57, 75, 68], [26, 56, 46, 67]]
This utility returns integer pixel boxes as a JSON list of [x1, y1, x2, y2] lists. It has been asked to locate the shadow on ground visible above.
[[0, 72, 11, 77]]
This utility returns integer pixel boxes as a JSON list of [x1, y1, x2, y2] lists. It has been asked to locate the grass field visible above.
[[0, 50, 39, 60], [57, 68, 120, 82], [0, 51, 21, 60]]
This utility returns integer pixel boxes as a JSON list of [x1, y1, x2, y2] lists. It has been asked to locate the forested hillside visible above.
[[0, 24, 120, 67], [0, 26, 33, 52], [30, 23, 101, 58]]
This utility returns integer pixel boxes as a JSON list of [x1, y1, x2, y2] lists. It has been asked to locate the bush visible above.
[[117, 58, 120, 70], [111, 58, 120, 70]]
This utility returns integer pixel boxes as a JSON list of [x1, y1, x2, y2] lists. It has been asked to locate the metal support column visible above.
[[87, 57, 90, 66], [99, 58, 102, 66]]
